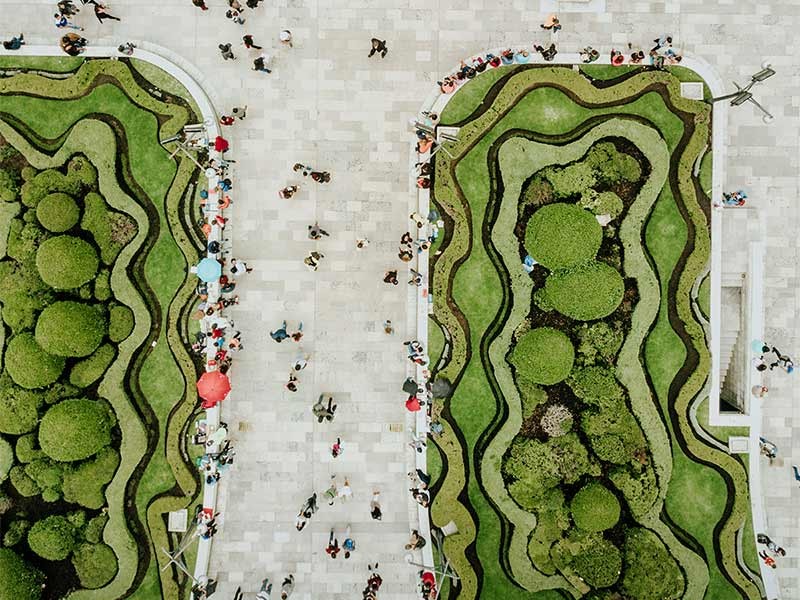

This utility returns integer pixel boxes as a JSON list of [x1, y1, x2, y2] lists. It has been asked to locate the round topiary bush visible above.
[[36, 193, 80, 232], [526, 203, 602, 270], [570, 482, 621, 532], [0, 548, 44, 600], [572, 537, 622, 588], [71, 543, 118, 588], [5, 333, 65, 389], [0, 381, 42, 435], [544, 261, 625, 321], [35, 301, 106, 357], [38, 399, 112, 462], [27, 515, 76, 561], [108, 305, 134, 342], [36, 235, 98, 290], [510, 327, 574, 385], [0, 437, 12, 483]]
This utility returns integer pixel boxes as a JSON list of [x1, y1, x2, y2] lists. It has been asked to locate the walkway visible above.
[[8, 0, 800, 598]]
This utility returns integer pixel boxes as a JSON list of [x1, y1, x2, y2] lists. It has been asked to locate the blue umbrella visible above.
[[196, 257, 222, 282]]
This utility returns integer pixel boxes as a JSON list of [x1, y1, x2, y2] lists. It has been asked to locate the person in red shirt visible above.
[[219, 115, 235, 126], [214, 136, 229, 153]]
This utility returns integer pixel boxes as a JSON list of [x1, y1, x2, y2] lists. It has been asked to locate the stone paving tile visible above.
[[7, 0, 800, 597]]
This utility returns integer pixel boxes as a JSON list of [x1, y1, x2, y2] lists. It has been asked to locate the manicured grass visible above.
[[428, 317, 445, 369], [695, 396, 749, 441], [580, 64, 638, 80], [698, 273, 711, 320], [699, 149, 713, 194], [440, 65, 520, 125], [0, 56, 84, 72]]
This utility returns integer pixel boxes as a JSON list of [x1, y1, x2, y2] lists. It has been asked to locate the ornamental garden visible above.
[[0, 57, 204, 599], [427, 64, 761, 600]]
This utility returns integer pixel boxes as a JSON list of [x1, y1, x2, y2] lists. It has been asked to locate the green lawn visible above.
[[0, 56, 84, 72], [440, 65, 520, 125], [428, 316, 446, 369], [698, 273, 711, 320]]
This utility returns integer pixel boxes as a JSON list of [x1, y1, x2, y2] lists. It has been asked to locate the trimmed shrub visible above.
[[81, 192, 136, 265], [0, 436, 12, 482], [0, 260, 54, 334], [511, 327, 574, 385], [93, 268, 111, 301], [108, 305, 135, 342], [621, 528, 684, 600], [66, 510, 87, 529], [570, 482, 620, 532], [568, 366, 624, 407], [24, 459, 64, 502], [578, 190, 624, 219], [525, 203, 602, 270], [20, 159, 95, 209], [9, 465, 40, 497], [15, 434, 44, 464], [36, 193, 80, 232], [0, 378, 42, 434], [544, 261, 624, 321], [84, 513, 109, 544], [0, 167, 19, 202], [552, 531, 621, 589], [527, 488, 570, 574], [35, 301, 107, 357], [3, 519, 30, 547], [62, 447, 120, 509], [0, 548, 44, 600], [7, 221, 49, 267], [39, 399, 113, 462], [576, 322, 623, 365], [0, 491, 13, 515], [609, 463, 659, 518], [36, 235, 99, 290], [70, 344, 116, 388], [27, 515, 76, 561], [544, 162, 597, 199], [71, 543, 118, 589], [582, 398, 647, 464], [5, 333, 65, 389]]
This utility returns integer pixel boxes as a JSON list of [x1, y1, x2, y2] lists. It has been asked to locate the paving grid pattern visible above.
[[6, 0, 800, 598]]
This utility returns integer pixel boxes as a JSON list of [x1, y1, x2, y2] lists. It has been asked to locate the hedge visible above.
[[0, 436, 12, 482], [70, 344, 116, 388], [511, 327, 574, 385], [38, 398, 113, 462], [3, 519, 30, 547], [81, 192, 136, 265], [35, 235, 99, 290], [0, 256, 54, 334], [15, 434, 44, 464], [83, 513, 108, 544], [0, 548, 44, 600], [62, 447, 120, 509], [20, 157, 96, 209], [0, 378, 42, 434], [568, 366, 624, 407], [621, 528, 684, 600], [71, 543, 118, 589], [575, 322, 623, 366], [24, 459, 64, 503], [36, 193, 80, 232], [544, 261, 625, 321], [35, 301, 106, 357], [552, 531, 621, 589], [585, 141, 642, 184], [108, 305, 134, 342], [93, 268, 111, 301], [570, 482, 620, 532], [525, 203, 602, 270], [5, 332, 65, 389], [609, 463, 659, 518], [9, 465, 40, 497], [27, 515, 76, 561], [0, 167, 19, 202]]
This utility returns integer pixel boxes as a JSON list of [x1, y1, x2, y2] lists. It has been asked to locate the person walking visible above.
[[356, 238, 369, 249], [331, 437, 343, 458], [243, 34, 262, 49], [308, 222, 330, 240], [342, 525, 356, 558], [192, 0, 209, 9], [229, 258, 252, 277], [2, 34, 25, 50], [304, 251, 324, 271], [326, 529, 340, 559], [57, 0, 79, 15], [253, 53, 272, 73], [405, 529, 427, 550], [368, 38, 388, 58], [256, 578, 272, 600], [55, 13, 82, 29], [540, 14, 561, 32], [651, 34, 672, 52], [369, 490, 382, 520], [285, 373, 299, 392], [270, 320, 289, 342], [279, 30, 293, 47], [226, 9, 245, 24], [313, 395, 337, 423], [383, 270, 398, 285], [292, 351, 309, 371], [383, 319, 394, 334], [324, 476, 338, 506], [280, 574, 295, 599], [337, 477, 352, 501], [302, 492, 318, 516], [759, 550, 777, 568], [279, 185, 299, 199], [220, 114, 235, 126], [219, 43, 236, 60], [93, 2, 121, 23], [294, 511, 307, 531], [290, 322, 303, 342], [232, 105, 247, 120]]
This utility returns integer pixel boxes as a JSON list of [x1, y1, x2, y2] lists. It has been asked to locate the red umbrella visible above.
[[197, 371, 231, 403]]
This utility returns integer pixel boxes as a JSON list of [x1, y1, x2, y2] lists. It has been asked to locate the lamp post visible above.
[[711, 62, 776, 123]]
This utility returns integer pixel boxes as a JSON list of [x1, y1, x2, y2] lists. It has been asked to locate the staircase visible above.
[[719, 274, 745, 411]]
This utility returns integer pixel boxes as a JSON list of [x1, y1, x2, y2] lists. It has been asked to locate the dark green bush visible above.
[[570, 482, 620, 532], [609, 463, 659, 518], [39, 399, 113, 462], [526, 487, 570, 574], [568, 366, 624, 407], [81, 192, 136, 265], [7, 221, 49, 267], [20, 158, 95, 209], [0, 436, 12, 482], [552, 531, 621, 589], [71, 542, 118, 589], [69, 344, 116, 388], [9, 465, 40, 497], [5, 333, 65, 389], [544, 162, 597, 199], [0, 260, 53, 334], [0, 377, 41, 434], [24, 459, 63, 502], [27, 515, 76, 561], [35, 301, 107, 357], [108, 305, 134, 342], [621, 528, 684, 600], [0, 548, 44, 600], [0, 167, 20, 202], [578, 190, 624, 219], [586, 142, 642, 184], [576, 322, 623, 365], [582, 397, 647, 465], [36, 235, 99, 290], [0, 491, 13, 515], [62, 447, 119, 509], [511, 327, 574, 385], [3, 519, 30, 547], [83, 513, 109, 544], [544, 261, 624, 320], [66, 509, 87, 530], [525, 203, 601, 270], [15, 434, 44, 464], [35, 193, 80, 232], [520, 176, 554, 209], [93, 268, 111, 301]]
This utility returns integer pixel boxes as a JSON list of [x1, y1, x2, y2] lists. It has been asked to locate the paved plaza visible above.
[[7, 0, 800, 598]]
